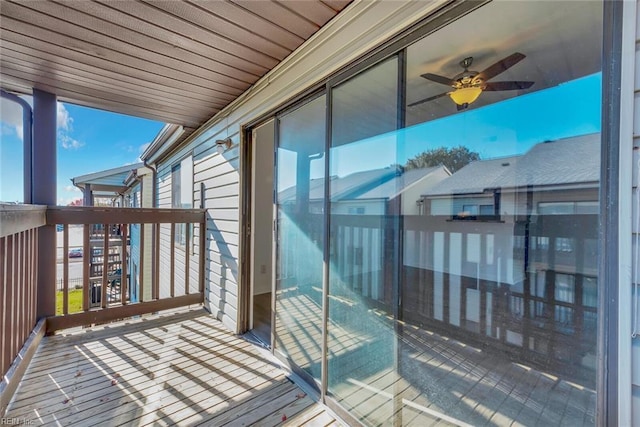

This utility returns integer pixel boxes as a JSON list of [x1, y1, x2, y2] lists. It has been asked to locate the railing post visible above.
[[33, 89, 57, 318]]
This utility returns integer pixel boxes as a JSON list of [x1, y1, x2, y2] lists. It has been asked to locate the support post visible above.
[[83, 184, 93, 207], [33, 89, 57, 318]]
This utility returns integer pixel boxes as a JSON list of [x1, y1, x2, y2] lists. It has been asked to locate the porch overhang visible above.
[[72, 163, 144, 200], [0, 0, 351, 146]]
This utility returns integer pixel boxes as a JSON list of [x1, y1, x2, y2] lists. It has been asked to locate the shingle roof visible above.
[[72, 163, 143, 191], [278, 166, 446, 203], [424, 157, 520, 196], [278, 167, 395, 203], [354, 166, 444, 200], [423, 133, 600, 196], [493, 133, 600, 188]]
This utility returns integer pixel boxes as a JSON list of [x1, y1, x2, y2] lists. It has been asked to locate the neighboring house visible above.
[[122, 165, 155, 303], [72, 163, 143, 207], [72, 163, 145, 306], [73, 162, 164, 305], [334, 165, 451, 215]]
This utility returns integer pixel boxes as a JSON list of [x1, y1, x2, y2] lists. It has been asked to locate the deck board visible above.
[[4, 308, 343, 427], [273, 293, 596, 426]]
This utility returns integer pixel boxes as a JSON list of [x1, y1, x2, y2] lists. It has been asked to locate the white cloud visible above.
[[137, 142, 151, 162], [0, 97, 25, 139], [57, 103, 73, 131], [60, 134, 84, 150], [57, 197, 75, 206], [1, 98, 75, 142], [64, 185, 81, 193]]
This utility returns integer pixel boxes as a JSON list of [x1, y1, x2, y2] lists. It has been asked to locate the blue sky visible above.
[[2, 73, 601, 203], [330, 73, 602, 178], [1, 100, 163, 205], [279, 72, 601, 189]]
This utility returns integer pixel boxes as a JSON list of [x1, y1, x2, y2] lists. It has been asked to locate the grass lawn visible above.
[[56, 289, 83, 315]]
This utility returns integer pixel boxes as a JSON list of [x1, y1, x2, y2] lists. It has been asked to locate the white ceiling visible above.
[[405, 0, 602, 123], [0, 0, 351, 141]]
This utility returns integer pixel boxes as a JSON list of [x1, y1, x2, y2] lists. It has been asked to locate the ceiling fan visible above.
[[408, 52, 534, 110]]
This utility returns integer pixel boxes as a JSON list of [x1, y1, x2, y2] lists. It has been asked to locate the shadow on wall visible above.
[[197, 147, 241, 326]]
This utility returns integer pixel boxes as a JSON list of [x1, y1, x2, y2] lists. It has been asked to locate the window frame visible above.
[[171, 154, 194, 247]]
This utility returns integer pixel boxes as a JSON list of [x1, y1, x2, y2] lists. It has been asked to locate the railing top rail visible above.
[[47, 206, 206, 225], [0, 203, 47, 237]]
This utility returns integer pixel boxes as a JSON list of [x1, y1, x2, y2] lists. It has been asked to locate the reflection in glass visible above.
[[326, 1, 602, 425], [274, 95, 326, 380], [327, 57, 399, 423]]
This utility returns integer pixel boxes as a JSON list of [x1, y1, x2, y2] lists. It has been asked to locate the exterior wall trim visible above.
[[600, 0, 625, 424], [618, 0, 637, 423]]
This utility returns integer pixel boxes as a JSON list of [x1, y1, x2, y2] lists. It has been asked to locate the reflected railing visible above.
[[277, 212, 598, 387]]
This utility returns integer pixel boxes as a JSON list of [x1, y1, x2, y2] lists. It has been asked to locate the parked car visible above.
[[68, 248, 83, 258], [56, 224, 64, 232]]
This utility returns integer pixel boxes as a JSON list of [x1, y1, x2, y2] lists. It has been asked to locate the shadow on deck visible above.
[[4, 308, 342, 427]]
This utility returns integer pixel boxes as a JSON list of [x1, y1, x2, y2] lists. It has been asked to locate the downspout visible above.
[[1, 90, 33, 203], [143, 160, 158, 207]]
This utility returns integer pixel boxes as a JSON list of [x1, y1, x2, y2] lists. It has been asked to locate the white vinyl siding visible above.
[[149, 1, 520, 333], [157, 152, 199, 300]]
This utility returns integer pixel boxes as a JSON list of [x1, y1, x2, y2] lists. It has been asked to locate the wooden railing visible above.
[[46, 207, 207, 333], [0, 203, 46, 386]]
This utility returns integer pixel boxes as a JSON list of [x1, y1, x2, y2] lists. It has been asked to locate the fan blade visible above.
[[478, 52, 526, 81], [407, 92, 449, 107], [420, 73, 455, 87], [483, 81, 534, 91]]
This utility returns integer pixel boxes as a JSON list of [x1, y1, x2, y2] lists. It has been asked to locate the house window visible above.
[[172, 155, 193, 245], [347, 206, 365, 215], [462, 204, 478, 216], [479, 204, 494, 215], [538, 201, 598, 215]]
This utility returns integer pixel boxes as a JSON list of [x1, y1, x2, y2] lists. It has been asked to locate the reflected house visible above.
[[405, 133, 601, 383], [422, 133, 600, 220], [279, 165, 450, 215], [277, 166, 450, 310]]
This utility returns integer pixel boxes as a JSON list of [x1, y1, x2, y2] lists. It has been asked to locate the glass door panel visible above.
[[274, 95, 326, 381], [327, 57, 400, 424]]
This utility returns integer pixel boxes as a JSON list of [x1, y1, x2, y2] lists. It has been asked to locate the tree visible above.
[[404, 146, 480, 174]]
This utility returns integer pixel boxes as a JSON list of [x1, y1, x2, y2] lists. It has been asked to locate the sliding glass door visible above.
[[267, 1, 604, 425], [274, 95, 326, 382]]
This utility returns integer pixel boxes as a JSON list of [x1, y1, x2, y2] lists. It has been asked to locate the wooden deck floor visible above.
[[4, 308, 343, 427], [273, 293, 596, 427]]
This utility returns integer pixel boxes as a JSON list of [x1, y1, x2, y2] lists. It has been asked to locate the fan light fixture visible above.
[[215, 137, 232, 154], [408, 53, 533, 110], [449, 86, 483, 106]]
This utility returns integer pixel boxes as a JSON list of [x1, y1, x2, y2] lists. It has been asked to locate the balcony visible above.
[[0, 204, 341, 425]]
